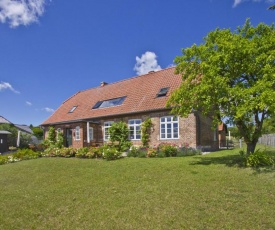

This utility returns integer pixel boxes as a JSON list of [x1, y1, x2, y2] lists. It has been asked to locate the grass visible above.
[[0, 148, 275, 229]]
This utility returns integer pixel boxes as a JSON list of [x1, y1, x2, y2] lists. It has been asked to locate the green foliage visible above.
[[13, 149, 41, 160], [242, 149, 274, 167], [177, 146, 202, 156], [101, 145, 121, 161], [56, 131, 64, 148], [127, 146, 147, 158], [158, 143, 178, 157], [65, 147, 102, 159], [47, 126, 56, 145], [127, 146, 139, 157], [109, 121, 132, 152], [31, 126, 43, 139], [0, 149, 40, 165], [262, 115, 275, 134], [168, 19, 275, 154], [141, 118, 153, 147], [0, 123, 31, 148], [147, 148, 158, 157]]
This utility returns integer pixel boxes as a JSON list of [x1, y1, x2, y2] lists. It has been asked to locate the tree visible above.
[[268, 5, 275, 10], [109, 121, 131, 152], [32, 126, 43, 140], [262, 115, 275, 134], [167, 19, 275, 154]]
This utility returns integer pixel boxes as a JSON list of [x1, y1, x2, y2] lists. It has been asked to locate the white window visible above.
[[104, 121, 114, 141], [75, 126, 80, 140], [160, 116, 179, 139], [89, 127, 94, 141], [128, 119, 141, 140]]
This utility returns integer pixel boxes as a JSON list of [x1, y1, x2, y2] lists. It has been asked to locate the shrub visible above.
[[59, 147, 76, 158], [158, 143, 178, 157], [13, 149, 41, 160], [109, 121, 132, 152], [102, 145, 121, 161], [127, 146, 139, 157], [86, 147, 102, 159], [75, 147, 89, 158], [138, 150, 147, 158], [147, 148, 157, 158], [245, 149, 274, 167], [178, 146, 201, 156], [0, 155, 8, 165]]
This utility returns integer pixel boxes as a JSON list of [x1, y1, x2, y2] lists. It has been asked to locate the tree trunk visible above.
[[246, 141, 257, 155]]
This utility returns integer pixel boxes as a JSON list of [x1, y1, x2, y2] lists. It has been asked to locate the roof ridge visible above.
[[79, 66, 176, 93]]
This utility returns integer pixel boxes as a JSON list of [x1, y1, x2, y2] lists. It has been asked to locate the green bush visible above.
[[0, 155, 8, 165], [102, 145, 121, 161], [75, 147, 89, 158], [147, 148, 158, 158], [158, 143, 178, 157], [59, 147, 76, 158], [245, 149, 274, 167], [127, 146, 139, 157], [178, 146, 201, 156], [13, 149, 41, 160]]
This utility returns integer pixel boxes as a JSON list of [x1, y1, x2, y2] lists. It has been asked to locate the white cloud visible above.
[[233, 0, 275, 7], [42, 107, 54, 113], [26, 101, 32, 106], [0, 81, 20, 94], [134, 51, 162, 76], [0, 0, 48, 28]]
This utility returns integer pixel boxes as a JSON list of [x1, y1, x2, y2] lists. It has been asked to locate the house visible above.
[[0, 115, 34, 149], [41, 67, 222, 151], [0, 130, 12, 153]]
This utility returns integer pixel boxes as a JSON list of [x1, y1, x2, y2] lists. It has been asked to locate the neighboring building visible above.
[[41, 67, 223, 151], [0, 115, 34, 149], [0, 130, 12, 153]]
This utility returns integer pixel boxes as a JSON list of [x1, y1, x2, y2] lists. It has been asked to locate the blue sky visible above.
[[0, 0, 275, 126]]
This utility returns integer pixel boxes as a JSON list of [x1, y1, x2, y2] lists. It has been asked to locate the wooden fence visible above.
[[258, 134, 275, 147]]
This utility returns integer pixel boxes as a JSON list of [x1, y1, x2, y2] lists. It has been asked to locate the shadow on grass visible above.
[[190, 152, 275, 174], [190, 154, 244, 167]]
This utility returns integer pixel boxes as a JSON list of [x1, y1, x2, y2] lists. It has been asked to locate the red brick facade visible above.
[[43, 110, 219, 151]]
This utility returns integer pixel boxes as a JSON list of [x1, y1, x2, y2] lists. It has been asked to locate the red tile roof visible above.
[[41, 67, 182, 125]]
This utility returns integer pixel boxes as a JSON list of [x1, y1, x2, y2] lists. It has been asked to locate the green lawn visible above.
[[0, 148, 274, 229]]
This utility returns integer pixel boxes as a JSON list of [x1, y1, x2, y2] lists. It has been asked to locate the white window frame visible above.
[[104, 121, 114, 141], [89, 127, 94, 141], [160, 116, 179, 140], [128, 119, 141, 140], [75, 126, 80, 140]]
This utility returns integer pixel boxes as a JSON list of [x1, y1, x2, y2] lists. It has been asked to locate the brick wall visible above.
[[43, 110, 217, 150]]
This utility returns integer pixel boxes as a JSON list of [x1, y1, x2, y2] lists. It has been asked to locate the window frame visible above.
[[89, 127, 94, 141], [104, 121, 114, 141], [75, 126, 80, 140], [128, 119, 142, 140], [160, 116, 179, 140], [92, 96, 126, 109], [69, 106, 77, 113]]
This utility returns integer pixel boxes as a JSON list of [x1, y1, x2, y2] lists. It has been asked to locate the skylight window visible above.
[[157, 87, 169, 97], [69, 106, 77, 113], [92, 96, 126, 109]]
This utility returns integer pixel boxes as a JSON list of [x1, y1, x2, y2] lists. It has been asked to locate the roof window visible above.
[[157, 87, 169, 97], [92, 96, 126, 109], [69, 106, 77, 113]]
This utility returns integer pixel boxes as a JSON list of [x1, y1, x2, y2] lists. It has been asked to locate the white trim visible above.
[[159, 116, 179, 140], [89, 127, 94, 141], [128, 119, 141, 140], [104, 121, 114, 141], [87, 122, 90, 143], [75, 126, 80, 140]]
